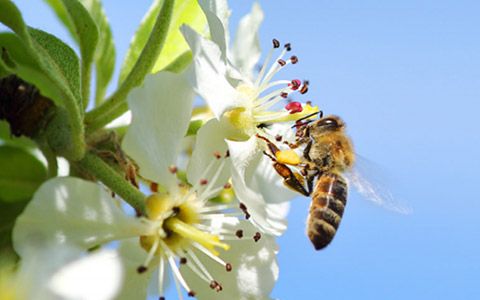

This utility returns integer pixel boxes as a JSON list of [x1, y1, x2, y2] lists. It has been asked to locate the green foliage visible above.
[[119, 0, 205, 81], [29, 28, 82, 110], [0, 1, 85, 160], [0, 121, 36, 148], [0, 0, 31, 43], [45, 0, 115, 104], [83, 0, 116, 104], [0, 145, 47, 203]]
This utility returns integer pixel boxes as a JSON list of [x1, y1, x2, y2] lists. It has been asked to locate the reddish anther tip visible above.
[[290, 55, 298, 64], [223, 183, 232, 189], [188, 291, 196, 297], [168, 165, 178, 174], [226, 263, 233, 272], [289, 79, 302, 90], [200, 179, 208, 185], [213, 151, 222, 159], [285, 101, 303, 114], [137, 266, 148, 274]]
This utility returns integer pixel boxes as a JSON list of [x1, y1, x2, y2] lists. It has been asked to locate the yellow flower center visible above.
[[140, 193, 229, 256]]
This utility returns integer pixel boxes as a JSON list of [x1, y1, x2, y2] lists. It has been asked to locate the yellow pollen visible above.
[[276, 149, 301, 165], [224, 107, 255, 132], [145, 193, 171, 220]]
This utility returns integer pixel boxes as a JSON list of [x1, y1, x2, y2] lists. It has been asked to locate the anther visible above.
[[280, 92, 288, 98], [137, 265, 148, 274], [223, 183, 232, 189], [226, 263, 232, 272], [239, 203, 247, 211], [213, 151, 222, 159], [285, 101, 303, 114], [253, 232, 262, 242], [159, 297, 165, 300], [300, 81, 309, 94], [275, 135, 282, 142], [188, 291, 196, 297], [290, 55, 298, 64], [180, 257, 187, 264], [150, 182, 158, 193], [235, 229, 244, 239], [277, 59, 286, 66], [306, 100, 312, 105], [289, 79, 301, 90], [210, 281, 223, 292], [225, 150, 230, 157], [173, 207, 180, 214], [272, 38, 280, 48], [200, 179, 208, 185], [284, 43, 292, 51], [168, 165, 178, 174]]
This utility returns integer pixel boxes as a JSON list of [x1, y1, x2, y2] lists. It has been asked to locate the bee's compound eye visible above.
[[318, 117, 340, 129]]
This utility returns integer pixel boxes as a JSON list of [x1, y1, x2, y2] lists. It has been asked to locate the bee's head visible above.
[[310, 115, 345, 136]]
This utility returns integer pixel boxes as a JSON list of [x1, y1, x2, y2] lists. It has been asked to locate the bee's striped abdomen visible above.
[[307, 172, 348, 250]]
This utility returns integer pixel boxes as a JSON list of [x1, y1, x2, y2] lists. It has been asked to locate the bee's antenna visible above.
[[291, 110, 322, 128], [295, 110, 322, 123]]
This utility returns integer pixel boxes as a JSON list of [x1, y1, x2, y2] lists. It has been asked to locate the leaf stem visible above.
[[78, 151, 146, 215], [84, 0, 175, 132]]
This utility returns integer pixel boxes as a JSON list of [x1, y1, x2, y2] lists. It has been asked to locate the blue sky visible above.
[[11, 0, 480, 299]]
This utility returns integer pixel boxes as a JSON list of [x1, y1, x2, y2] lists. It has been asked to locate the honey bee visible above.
[[258, 112, 408, 250]]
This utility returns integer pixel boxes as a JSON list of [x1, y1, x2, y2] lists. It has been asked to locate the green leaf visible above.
[[119, 0, 206, 82], [0, 121, 36, 148], [0, 5, 85, 159], [29, 28, 82, 109], [60, 0, 99, 105], [0, 145, 47, 202], [44, 0, 104, 106], [0, 0, 31, 43], [0, 33, 64, 107], [81, 0, 116, 104]]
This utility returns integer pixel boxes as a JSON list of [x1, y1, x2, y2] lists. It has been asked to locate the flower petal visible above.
[[13, 246, 122, 300], [181, 25, 241, 119], [198, 0, 230, 60], [115, 239, 154, 300], [47, 249, 123, 300], [230, 2, 264, 79], [181, 218, 279, 300], [122, 72, 194, 187], [227, 137, 293, 235], [12, 177, 149, 256], [187, 118, 231, 193]]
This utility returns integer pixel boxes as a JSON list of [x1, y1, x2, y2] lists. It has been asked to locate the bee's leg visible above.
[[257, 134, 302, 166], [256, 134, 281, 156], [303, 140, 313, 161], [262, 151, 309, 196], [273, 162, 309, 196]]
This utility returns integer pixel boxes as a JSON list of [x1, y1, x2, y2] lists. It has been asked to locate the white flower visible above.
[[181, 1, 319, 235], [13, 71, 280, 300], [0, 246, 122, 300]]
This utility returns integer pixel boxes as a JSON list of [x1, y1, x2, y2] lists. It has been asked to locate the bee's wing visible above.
[[345, 156, 412, 214]]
